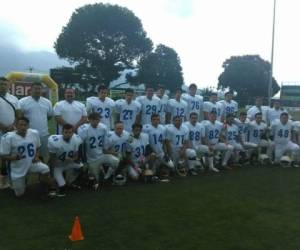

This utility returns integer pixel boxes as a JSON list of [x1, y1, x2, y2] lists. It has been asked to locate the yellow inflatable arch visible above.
[[5, 72, 59, 105]]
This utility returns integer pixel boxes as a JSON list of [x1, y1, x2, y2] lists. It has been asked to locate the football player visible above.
[[115, 88, 141, 132], [203, 92, 224, 121], [203, 111, 233, 172], [248, 112, 273, 161], [218, 91, 238, 118], [267, 98, 289, 125], [0, 117, 53, 197], [78, 113, 119, 190], [86, 85, 115, 130], [247, 96, 269, 122], [136, 85, 161, 125], [181, 83, 203, 120], [104, 121, 130, 182], [166, 88, 188, 123], [183, 112, 209, 174], [155, 85, 169, 124], [165, 116, 190, 175], [48, 124, 83, 197], [270, 112, 300, 165], [127, 123, 157, 181]]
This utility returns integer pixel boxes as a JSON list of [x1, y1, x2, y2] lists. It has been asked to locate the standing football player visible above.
[[0, 117, 53, 197], [247, 96, 269, 122], [115, 88, 141, 132], [203, 92, 224, 121], [267, 98, 289, 125], [218, 91, 238, 118], [166, 88, 188, 123], [155, 85, 169, 124], [78, 113, 119, 190], [136, 85, 161, 125], [48, 124, 83, 197], [86, 85, 115, 130], [181, 83, 203, 120]]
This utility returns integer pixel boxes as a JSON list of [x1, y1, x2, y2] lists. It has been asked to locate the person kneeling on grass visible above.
[[77, 112, 119, 190], [127, 123, 158, 181], [48, 124, 83, 197], [0, 117, 54, 198]]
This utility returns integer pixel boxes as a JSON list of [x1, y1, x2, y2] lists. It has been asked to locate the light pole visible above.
[[268, 0, 277, 106]]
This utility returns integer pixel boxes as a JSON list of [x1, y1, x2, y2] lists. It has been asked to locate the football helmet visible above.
[[113, 174, 127, 186], [280, 156, 292, 168]]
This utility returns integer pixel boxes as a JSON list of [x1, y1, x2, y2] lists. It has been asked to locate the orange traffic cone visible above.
[[69, 216, 84, 241]]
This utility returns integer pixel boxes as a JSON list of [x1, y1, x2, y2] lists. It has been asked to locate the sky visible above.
[[0, 0, 299, 88]]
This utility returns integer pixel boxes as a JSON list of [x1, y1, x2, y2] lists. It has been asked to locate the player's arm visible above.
[[74, 116, 88, 131]]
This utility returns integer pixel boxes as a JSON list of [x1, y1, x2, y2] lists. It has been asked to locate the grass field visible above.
[[1, 165, 300, 250]]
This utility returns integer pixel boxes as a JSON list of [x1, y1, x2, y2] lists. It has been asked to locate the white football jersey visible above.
[[104, 130, 130, 155], [181, 93, 203, 117], [19, 96, 53, 137], [271, 119, 293, 144], [166, 124, 189, 151], [0, 129, 40, 179], [155, 94, 169, 124], [203, 120, 224, 145], [247, 106, 269, 122], [183, 121, 205, 148], [143, 124, 166, 157], [248, 121, 267, 144], [203, 101, 224, 120], [48, 134, 82, 165], [225, 123, 240, 143], [86, 97, 115, 130], [128, 133, 149, 163], [166, 99, 188, 121], [234, 118, 250, 142], [137, 96, 161, 125], [267, 108, 289, 124], [115, 99, 141, 132], [218, 100, 238, 116], [53, 100, 87, 133], [77, 123, 107, 163], [0, 93, 20, 134]]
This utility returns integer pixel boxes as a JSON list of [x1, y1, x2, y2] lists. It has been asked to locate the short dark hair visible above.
[[157, 85, 164, 90], [189, 83, 197, 89], [132, 123, 142, 130], [225, 91, 233, 96], [151, 113, 160, 120], [280, 112, 288, 117], [175, 88, 182, 93], [97, 84, 107, 92], [189, 112, 198, 118], [255, 112, 262, 118], [173, 115, 182, 121], [88, 112, 101, 120], [125, 88, 134, 94], [239, 111, 247, 116], [17, 116, 29, 124], [62, 124, 74, 131]]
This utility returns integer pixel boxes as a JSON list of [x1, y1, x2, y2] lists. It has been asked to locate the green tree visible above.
[[218, 55, 280, 106], [54, 3, 153, 86], [129, 44, 184, 92]]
